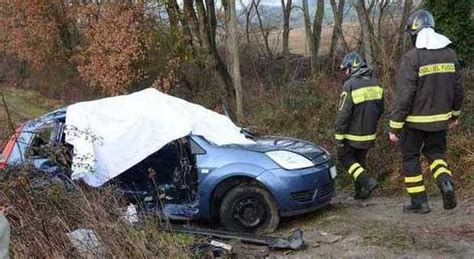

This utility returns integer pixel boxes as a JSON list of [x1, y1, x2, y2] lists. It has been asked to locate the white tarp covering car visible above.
[[65, 88, 253, 187]]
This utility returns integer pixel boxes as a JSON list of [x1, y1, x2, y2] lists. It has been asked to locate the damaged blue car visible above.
[[1, 108, 336, 234]]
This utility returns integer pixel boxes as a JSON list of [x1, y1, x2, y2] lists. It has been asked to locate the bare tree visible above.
[[205, 0, 217, 50], [395, 0, 413, 59], [240, 0, 255, 44], [183, 0, 201, 46], [313, 0, 325, 58], [302, 0, 325, 76], [165, 0, 180, 32], [223, 0, 244, 122], [192, 0, 237, 119], [281, 0, 292, 58], [253, 0, 273, 59], [353, 0, 374, 66], [302, 0, 316, 74], [329, 0, 346, 65], [281, 0, 292, 78]]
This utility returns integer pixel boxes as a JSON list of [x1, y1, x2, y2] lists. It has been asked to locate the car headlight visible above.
[[313, 153, 330, 165], [266, 150, 314, 170]]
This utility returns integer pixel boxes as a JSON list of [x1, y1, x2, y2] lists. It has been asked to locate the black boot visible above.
[[439, 180, 457, 210], [403, 201, 431, 213], [403, 194, 431, 214], [354, 180, 362, 199], [354, 175, 378, 200]]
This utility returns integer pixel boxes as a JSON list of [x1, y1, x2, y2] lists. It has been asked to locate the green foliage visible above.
[[423, 0, 474, 64]]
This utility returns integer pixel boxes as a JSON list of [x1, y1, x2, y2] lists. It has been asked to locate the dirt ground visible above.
[[273, 192, 474, 258]]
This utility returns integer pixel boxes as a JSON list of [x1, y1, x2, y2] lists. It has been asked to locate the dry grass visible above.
[[0, 167, 193, 258]]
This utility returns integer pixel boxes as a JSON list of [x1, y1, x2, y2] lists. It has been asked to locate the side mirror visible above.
[[240, 128, 255, 139]]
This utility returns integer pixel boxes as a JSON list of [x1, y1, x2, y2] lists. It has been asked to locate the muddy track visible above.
[[274, 193, 474, 258]]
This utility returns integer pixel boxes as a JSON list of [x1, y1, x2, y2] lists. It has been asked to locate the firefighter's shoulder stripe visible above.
[[418, 63, 456, 77], [351, 86, 383, 104]]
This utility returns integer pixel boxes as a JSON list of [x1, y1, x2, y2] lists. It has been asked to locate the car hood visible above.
[[231, 136, 328, 161]]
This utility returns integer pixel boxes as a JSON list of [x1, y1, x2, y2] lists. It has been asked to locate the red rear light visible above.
[[0, 124, 24, 170]]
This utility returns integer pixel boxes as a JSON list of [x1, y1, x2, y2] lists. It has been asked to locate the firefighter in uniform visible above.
[[389, 10, 464, 213], [335, 52, 384, 199]]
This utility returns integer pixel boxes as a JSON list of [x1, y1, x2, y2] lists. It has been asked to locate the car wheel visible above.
[[219, 184, 279, 234]]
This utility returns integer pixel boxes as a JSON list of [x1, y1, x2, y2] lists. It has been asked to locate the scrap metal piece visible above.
[[165, 225, 306, 251], [270, 228, 305, 250]]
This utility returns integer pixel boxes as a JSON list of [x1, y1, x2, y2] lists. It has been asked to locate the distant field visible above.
[[265, 23, 361, 56]]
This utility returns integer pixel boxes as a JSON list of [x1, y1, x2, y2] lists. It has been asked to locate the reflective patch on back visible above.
[[351, 86, 383, 104], [418, 63, 455, 77]]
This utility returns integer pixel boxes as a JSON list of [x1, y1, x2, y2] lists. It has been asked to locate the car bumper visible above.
[[256, 162, 336, 217]]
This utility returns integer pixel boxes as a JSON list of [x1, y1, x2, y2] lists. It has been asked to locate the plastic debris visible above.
[[123, 204, 139, 224]]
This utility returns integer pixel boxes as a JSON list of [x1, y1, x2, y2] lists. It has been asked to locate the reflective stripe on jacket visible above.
[[335, 70, 384, 149], [390, 47, 464, 133]]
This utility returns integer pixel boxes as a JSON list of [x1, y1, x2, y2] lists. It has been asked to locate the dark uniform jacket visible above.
[[335, 69, 384, 149], [390, 47, 464, 133]]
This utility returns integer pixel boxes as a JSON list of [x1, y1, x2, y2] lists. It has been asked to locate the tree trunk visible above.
[[395, 0, 413, 60], [195, 0, 211, 49], [196, 0, 237, 120], [312, 0, 325, 59], [184, 0, 202, 46], [329, 0, 345, 63], [281, 0, 292, 78], [353, 0, 373, 66], [302, 0, 316, 75], [224, 0, 244, 122], [205, 0, 217, 50], [281, 0, 292, 57], [165, 0, 180, 33]]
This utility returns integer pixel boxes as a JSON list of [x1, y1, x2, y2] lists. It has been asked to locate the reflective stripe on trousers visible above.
[[348, 162, 365, 180]]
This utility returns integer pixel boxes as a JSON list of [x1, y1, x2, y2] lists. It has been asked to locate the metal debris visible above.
[[166, 225, 306, 251]]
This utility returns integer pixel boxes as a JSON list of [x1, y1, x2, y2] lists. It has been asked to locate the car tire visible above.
[[219, 184, 280, 234]]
